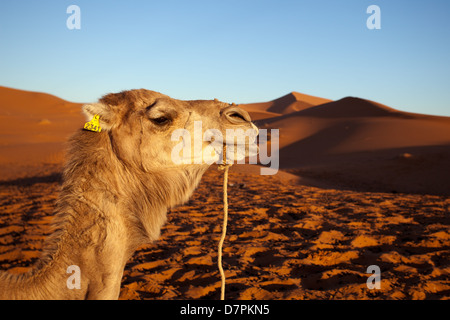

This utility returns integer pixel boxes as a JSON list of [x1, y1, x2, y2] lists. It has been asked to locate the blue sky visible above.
[[0, 0, 449, 116]]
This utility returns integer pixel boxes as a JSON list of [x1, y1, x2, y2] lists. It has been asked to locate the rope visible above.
[[217, 145, 232, 300]]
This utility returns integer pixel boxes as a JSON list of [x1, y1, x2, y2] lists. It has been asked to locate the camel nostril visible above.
[[222, 106, 251, 124]]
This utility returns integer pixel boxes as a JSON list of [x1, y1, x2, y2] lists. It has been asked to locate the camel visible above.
[[0, 89, 258, 299]]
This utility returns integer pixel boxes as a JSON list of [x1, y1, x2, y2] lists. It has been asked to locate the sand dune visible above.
[[0, 86, 83, 144], [293, 97, 401, 118], [0, 86, 84, 180], [0, 87, 449, 300], [239, 92, 332, 120], [242, 96, 450, 196]]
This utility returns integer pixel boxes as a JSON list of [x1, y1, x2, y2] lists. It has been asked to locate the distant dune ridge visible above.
[[241, 92, 332, 119], [240, 92, 450, 196]]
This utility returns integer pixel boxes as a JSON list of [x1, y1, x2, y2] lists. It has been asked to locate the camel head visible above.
[[82, 89, 258, 172]]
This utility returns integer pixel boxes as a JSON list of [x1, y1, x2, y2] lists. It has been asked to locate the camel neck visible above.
[[1, 129, 211, 299]]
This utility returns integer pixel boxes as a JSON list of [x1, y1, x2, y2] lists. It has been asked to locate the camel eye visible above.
[[229, 112, 247, 122], [151, 116, 170, 125]]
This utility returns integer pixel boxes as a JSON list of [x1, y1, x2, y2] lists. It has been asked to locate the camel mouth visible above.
[[210, 140, 259, 164], [208, 124, 259, 163]]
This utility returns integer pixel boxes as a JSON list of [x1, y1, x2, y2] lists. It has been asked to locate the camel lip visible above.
[[212, 130, 259, 145], [208, 137, 255, 147], [218, 141, 259, 157]]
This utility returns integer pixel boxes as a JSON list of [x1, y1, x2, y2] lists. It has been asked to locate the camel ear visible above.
[[82, 103, 116, 130]]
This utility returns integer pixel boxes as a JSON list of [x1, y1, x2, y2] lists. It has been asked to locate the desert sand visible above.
[[0, 86, 449, 299]]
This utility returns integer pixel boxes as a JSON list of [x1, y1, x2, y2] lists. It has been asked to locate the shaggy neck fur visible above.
[[0, 129, 209, 300]]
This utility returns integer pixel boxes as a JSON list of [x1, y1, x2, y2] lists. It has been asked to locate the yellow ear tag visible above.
[[84, 114, 102, 132]]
